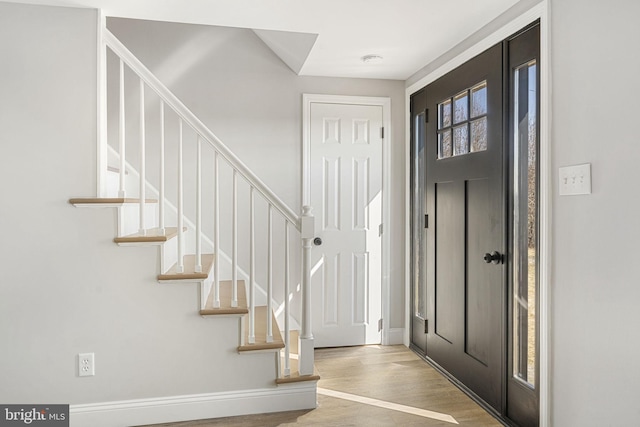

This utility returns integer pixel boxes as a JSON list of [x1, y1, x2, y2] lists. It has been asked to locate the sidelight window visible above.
[[512, 60, 538, 387], [412, 112, 427, 319]]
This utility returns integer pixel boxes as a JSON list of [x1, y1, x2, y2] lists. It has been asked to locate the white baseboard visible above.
[[384, 327, 405, 345], [70, 383, 317, 427]]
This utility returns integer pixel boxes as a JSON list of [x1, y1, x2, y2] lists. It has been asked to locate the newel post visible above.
[[299, 205, 315, 375]]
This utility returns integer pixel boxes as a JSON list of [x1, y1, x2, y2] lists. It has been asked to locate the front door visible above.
[[307, 100, 384, 347], [410, 24, 541, 426], [413, 43, 505, 410]]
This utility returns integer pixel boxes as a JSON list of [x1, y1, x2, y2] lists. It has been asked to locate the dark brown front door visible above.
[[413, 42, 505, 411]]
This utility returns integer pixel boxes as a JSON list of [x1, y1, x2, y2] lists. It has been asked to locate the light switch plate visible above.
[[559, 163, 591, 196]]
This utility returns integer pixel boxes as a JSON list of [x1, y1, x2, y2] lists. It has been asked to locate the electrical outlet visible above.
[[559, 163, 591, 196], [78, 353, 95, 377]]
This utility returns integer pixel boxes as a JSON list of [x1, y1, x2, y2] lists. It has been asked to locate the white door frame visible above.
[[302, 93, 393, 345], [404, 2, 550, 426]]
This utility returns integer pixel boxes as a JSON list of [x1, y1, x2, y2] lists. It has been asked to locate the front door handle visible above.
[[483, 251, 503, 265]]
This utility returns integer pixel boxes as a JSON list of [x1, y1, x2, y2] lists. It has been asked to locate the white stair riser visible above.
[[160, 234, 179, 274], [117, 203, 159, 237], [199, 274, 214, 311]]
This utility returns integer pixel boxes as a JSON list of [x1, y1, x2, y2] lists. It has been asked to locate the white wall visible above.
[[550, 0, 640, 425], [106, 18, 407, 329], [0, 1, 285, 405]]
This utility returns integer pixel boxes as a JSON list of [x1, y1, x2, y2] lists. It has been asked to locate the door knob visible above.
[[313, 237, 323, 246], [483, 251, 503, 265]]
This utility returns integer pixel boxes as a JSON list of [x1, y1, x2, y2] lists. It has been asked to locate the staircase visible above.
[[69, 23, 319, 421]]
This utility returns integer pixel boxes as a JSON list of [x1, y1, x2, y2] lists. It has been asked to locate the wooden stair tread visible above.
[[238, 306, 284, 352], [158, 254, 214, 281], [276, 357, 320, 384], [200, 280, 248, 315], [114, 227, 184, 244], [69, 197, 158, 206]]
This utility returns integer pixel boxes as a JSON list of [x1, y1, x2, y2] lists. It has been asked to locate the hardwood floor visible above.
[[143, 345, 503, 427]]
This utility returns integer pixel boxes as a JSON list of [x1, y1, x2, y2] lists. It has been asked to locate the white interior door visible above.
[[309, 102, 383, 347]]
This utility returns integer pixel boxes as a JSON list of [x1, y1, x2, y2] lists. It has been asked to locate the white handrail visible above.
[[104, 29, 300, 229]]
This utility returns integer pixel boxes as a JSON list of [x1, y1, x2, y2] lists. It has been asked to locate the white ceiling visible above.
[[7, 0, 521, 80]]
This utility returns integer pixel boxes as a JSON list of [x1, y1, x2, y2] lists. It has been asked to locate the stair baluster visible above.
[[284, 223, 291, 376], [138, 78, 146, 235], [266, 205, 273, 343], [159, 101, 166, 235], [213, 152, 221, 308], [118, 59, 126, 198], [249, 187, 256, 344], [195, 134, 202, 273], [177, 118, 184, 273], [231, 170, 238, 308]]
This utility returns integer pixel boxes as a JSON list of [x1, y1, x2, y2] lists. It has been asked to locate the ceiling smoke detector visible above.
[[361, 54, 383, 64]]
